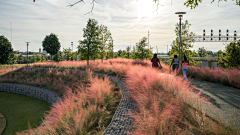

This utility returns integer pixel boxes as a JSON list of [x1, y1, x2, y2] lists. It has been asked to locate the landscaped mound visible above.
[[31, 59, 239, 134], [0, 113, 6, 135], [0, 68, 121, 134], [17, 72, 121, 135]]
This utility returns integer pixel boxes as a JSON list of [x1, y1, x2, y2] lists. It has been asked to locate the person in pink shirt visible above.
[[151, 53, 162, 68], [181, 54, 189, 82]]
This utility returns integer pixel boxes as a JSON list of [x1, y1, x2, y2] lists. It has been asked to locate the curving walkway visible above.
[[190, 79, 240, 131]]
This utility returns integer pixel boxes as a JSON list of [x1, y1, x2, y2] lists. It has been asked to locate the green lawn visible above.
[[0, 92, 50, 135]]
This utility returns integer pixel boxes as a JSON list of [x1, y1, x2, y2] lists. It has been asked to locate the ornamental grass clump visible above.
[[17, 71, 121, 135], [188, 66, 240, 89], [124, 65, 238, 134], [0, 68, 90, 95]]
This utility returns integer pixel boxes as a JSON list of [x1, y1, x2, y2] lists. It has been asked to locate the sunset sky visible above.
[[0, 0, 239, 53]]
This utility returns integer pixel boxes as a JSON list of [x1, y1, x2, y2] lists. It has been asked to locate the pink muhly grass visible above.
[[87, 75, 115, 104], [188, 66, 240, 88], [123, 64, 208, 134]]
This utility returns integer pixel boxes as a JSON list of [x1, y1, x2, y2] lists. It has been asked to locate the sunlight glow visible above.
[[136, 0, 160, 19]]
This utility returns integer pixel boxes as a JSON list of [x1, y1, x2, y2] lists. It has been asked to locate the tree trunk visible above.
[[87, 44, 89, 66]]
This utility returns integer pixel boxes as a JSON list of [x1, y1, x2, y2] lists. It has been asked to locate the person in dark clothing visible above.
[[170, 55, 179, 75], [151, 53, 162, 68]]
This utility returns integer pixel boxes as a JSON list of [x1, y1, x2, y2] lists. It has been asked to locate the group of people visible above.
[[151, 53, 189, 82]]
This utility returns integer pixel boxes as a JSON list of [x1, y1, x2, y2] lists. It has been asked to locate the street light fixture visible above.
[[25, 42, 30, 67], [175, 12, 186, 66], [71, 42, 73, 53]]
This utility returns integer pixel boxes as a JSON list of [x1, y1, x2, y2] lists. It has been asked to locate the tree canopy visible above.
[[42, 33, 61, 59], [78, 18, 101, 65], [64, 0, 240, 14], [217, 40, 240, 69], [53, 51, 63, 62], [197, 47, 208, 57], [98, 24, 112, 62], [134, 37, 152, 60], [169, 20, 198, 65], [0, 35, 13, 64]]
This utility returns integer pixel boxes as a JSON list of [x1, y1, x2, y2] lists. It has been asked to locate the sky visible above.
[[0, 0, 239, 53]]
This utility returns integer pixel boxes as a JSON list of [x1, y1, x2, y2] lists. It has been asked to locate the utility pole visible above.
[[167, 45, 168, 55], [71, 42, 73, 53], [25, 42, 30, 67]]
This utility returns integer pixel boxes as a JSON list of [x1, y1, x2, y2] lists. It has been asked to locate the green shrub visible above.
[[208, 60, 212, 68]]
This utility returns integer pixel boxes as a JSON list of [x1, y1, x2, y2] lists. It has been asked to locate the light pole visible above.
[[175, 12, 186, 66], [167, 45, 168, 55], [25, 42, 30, 67], [71, 42, 73, 53]]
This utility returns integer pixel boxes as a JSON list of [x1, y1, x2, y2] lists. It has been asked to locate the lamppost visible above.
[[167, 45, 168, 55], [175, 12, 186, 66], [25, 42, 30, 67], [71, 42, 73, 53]]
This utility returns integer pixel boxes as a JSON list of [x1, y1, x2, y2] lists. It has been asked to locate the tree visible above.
[[30, 56, 36, 63], [120, 50, 127, 58], [134, 37, 152, 60], [207, 50, 214, 56], [197, 47, 208, 57], [184, 0, 239, 9], [192, 50, 199, 57], [99, 24, 112, 62], [53, 51, 62, 62], [63, 48, 72, 60], [126, 46, 131, 58], [72, 52, 78, 61], [35, 54, 41, 62], [41, 55, 46, 62], [64, 0, 240, 14], [78, 18, 101, 65], [169, 20, 198, 65], [117, 50, 122, 57], [0, 35, 13, 64], [18, 54, 24, 64], [42, 33, 61, 60], [217, 40, 240, 69], [213, 50, 223, 58]]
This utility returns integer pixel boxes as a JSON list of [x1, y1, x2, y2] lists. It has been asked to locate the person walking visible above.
[[181, 54, 189, 82], [151, 53, 162, 68], [170, 55, 179, 75]]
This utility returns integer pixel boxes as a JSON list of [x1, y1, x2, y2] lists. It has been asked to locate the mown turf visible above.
[[0, 92, 50, 135]]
